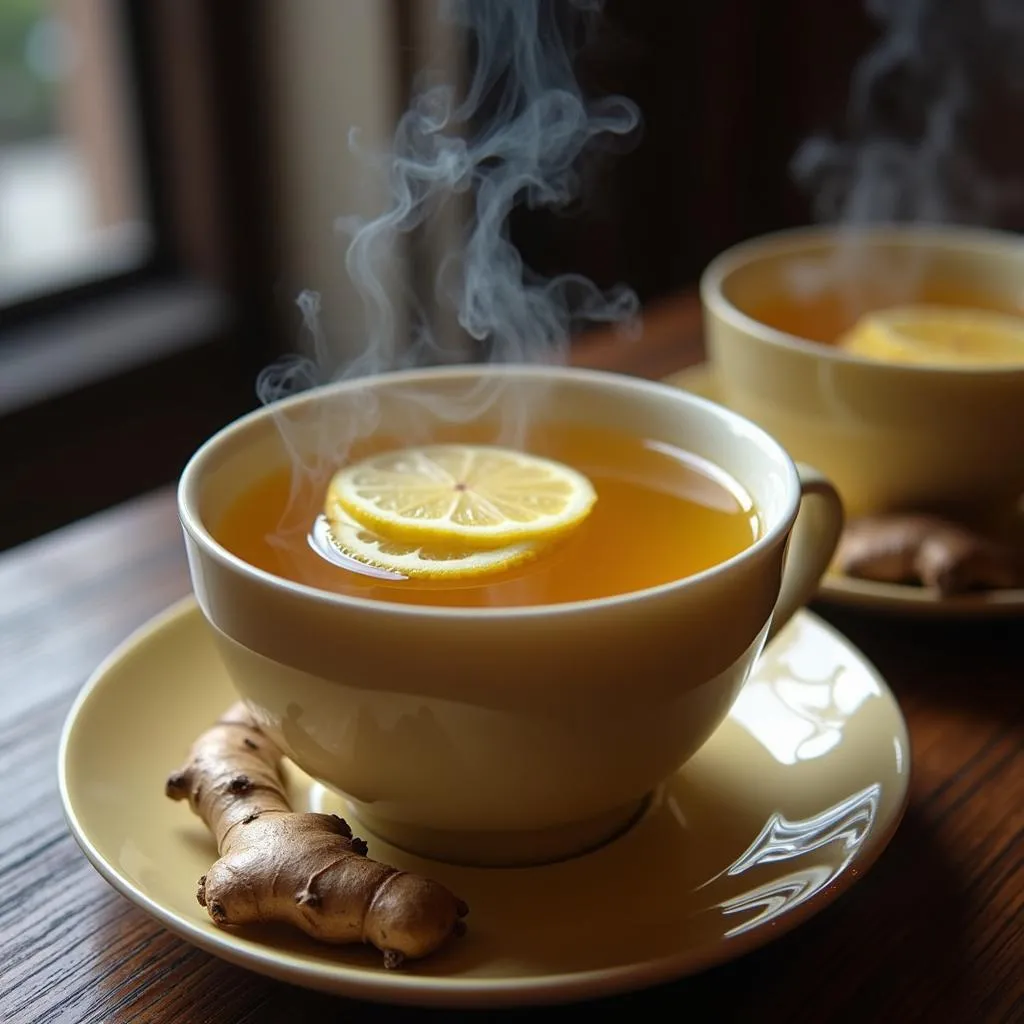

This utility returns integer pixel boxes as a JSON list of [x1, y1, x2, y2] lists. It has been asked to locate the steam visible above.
[[793, 0, 1024, 226], [785, 0, 1024, 309], [258, 0, 640, 409], [256, 0, 640, 546]]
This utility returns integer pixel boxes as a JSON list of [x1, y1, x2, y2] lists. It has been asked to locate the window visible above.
[[0, 0, 269, 552], [0, 0, 153, 306]]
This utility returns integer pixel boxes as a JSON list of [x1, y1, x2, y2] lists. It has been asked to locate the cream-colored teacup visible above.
[[701, 224, 1024, 522], [178, 365, 843, 866]]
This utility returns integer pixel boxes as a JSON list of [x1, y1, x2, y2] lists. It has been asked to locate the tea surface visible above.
[[746, 279, 1024, 344], [214, 424, 758, 608]]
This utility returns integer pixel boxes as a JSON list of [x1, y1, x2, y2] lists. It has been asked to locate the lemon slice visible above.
[[838, 305, 1024, 367], [318, 510, 542, 579], [327, 444, 597, 549]]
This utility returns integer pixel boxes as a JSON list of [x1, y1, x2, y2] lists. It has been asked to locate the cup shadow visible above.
[[814, 604, 1021, 720], [538, 798, 973, 1022]]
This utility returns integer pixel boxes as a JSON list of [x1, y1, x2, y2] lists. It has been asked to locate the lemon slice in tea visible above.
[[321, 508, 543, 579], [838, 305, 1024, 367], [327, 444, 597, 550]]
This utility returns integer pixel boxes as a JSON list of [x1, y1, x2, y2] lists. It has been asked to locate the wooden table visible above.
[[3, 299, 1022, 1023]]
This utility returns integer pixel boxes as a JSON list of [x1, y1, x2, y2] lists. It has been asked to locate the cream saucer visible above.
[[60, 597, 909, 1008], [666, 364, 1024, 619]]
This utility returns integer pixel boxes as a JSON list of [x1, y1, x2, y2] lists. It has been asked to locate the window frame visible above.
[[0, 0, 181, 331], [0, 0, 282, 551]]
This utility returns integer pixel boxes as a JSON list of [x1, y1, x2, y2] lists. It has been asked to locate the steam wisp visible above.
[[794, 0, 1024, 226], [256, 0, 640, 543], [789, 0, 1024, 308]]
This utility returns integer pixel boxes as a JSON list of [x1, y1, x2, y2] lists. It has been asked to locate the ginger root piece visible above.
[[835, 514, 1024, 596], [166, 703, 467, 968]]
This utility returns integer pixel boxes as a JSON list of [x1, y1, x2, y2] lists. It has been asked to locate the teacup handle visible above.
[[766, 463, 845, 644]]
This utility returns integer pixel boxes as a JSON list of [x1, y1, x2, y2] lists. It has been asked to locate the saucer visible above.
[[60, 597, 909, 1008], [666, 364, 1024, 619]]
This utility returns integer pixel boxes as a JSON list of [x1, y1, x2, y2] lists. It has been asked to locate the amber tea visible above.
[[746, 279, 1024, 344], [215, 423, 759, 608]]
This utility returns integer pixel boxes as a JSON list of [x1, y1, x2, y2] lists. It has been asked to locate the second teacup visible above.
[[701, 223, 1024, 521]]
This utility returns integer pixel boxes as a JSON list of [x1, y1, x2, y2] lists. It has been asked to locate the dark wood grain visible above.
[[2, 298, 1022, 1023]]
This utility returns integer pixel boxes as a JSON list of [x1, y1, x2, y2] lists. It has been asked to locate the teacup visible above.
[[701, 224, 1024, 522], [178, 365, 843, 866]]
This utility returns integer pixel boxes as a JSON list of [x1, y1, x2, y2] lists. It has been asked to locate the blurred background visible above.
[[2, 0, 1021, 550]]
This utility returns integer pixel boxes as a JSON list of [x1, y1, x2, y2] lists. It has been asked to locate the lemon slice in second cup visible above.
[[838, 305, 1024, 367], [327, 444, 597, 550]]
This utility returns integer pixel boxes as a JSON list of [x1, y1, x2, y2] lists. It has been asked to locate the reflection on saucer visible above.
[[730, 617, 882, 764], [716, 783, 881, 937]]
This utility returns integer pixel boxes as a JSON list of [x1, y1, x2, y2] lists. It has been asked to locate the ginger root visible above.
[[166, 703, 468, 968], [835, 514, 1024, 596]]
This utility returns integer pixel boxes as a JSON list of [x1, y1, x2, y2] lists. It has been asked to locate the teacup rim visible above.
[[178, 364, 803, 620], [700, 221, 1024, 378]]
